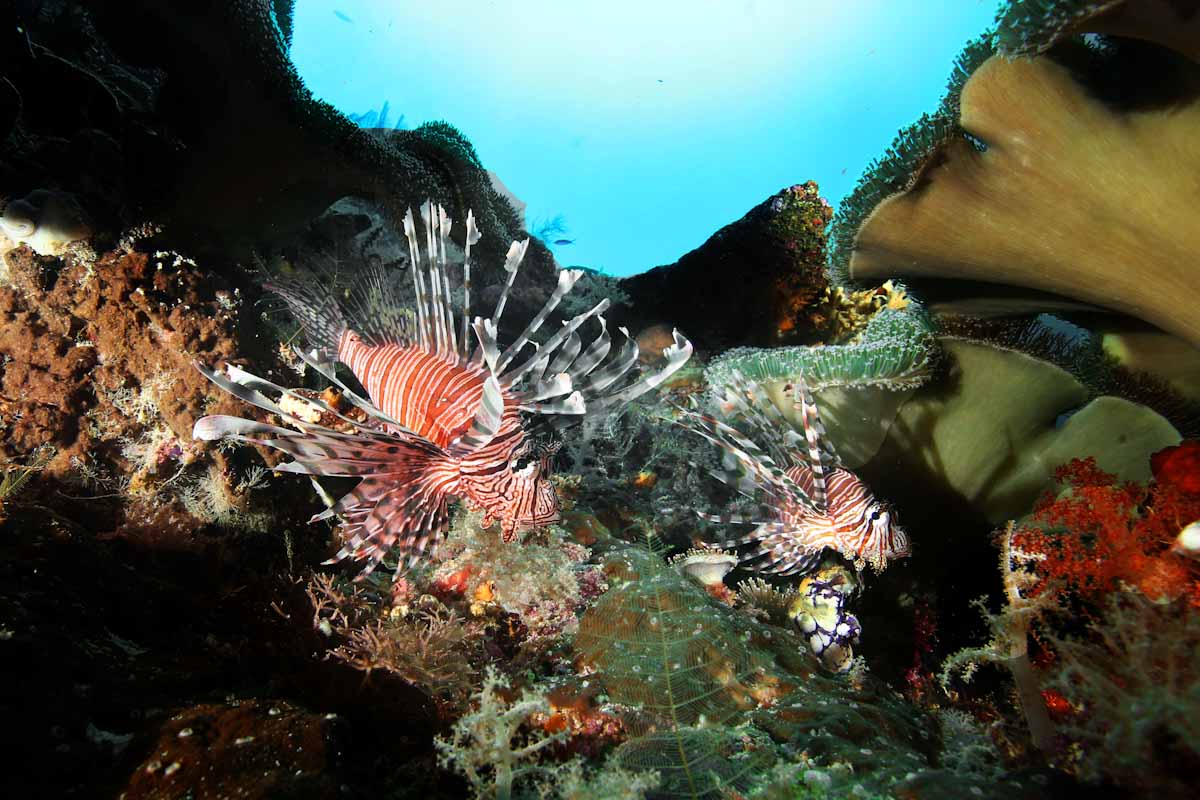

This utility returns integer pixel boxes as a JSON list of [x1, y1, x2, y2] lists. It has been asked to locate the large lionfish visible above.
[[679, 374, 909, 576], [194, 202, 692, 577]]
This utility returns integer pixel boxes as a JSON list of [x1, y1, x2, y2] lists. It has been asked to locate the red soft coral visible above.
[[1014, 458, 1200, 608]]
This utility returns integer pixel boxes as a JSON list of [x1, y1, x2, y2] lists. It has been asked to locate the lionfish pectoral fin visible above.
[[324, 476, 453, 579]]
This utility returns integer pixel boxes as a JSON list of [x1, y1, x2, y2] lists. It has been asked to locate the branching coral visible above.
[[307, 573, 480, 702], [0, 444, 54, 522], [940, 522, 1059, 756], [1013, 457, 1200, 606], [434, 666, 566, 800]]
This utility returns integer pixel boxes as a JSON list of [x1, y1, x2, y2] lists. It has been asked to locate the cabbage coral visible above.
[[846, 51, 1200, 346], [995, 0, 1200, 60]]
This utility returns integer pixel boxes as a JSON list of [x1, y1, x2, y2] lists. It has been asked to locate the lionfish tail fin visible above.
[[193, 361, 457, 577]]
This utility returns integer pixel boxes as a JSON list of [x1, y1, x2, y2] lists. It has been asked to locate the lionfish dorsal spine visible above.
[[496, 268, 585, 373], [788, 375, 830, 512], [503, 297, 610, 385], [460, 210, 481, 360], [490, 238, 529, 329]]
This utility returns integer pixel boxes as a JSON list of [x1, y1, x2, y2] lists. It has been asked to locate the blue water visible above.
[[293, 0, 1003, 276]]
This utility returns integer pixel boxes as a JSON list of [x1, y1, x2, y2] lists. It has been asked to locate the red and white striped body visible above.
[[755, 465, 909, 572], [338, 331, 560, 535]]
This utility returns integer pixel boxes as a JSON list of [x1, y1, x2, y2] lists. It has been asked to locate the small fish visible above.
[[1173, 520, 1200, 560], [678, 374, 910, 575], [553, 238, 575, 246], [194, 202, 692, 578], [333, 10, 353, 23]]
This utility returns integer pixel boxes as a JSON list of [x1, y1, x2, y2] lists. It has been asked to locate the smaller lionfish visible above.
[[679, 374, 909, 576], [194, 202, 692, 577]]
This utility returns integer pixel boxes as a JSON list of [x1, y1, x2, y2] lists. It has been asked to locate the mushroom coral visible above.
[[845, 50, 1200, 346]]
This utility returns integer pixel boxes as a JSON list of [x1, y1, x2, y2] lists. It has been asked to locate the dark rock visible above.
[[122, 700, 343, 800], [618, 183, 832, 352]]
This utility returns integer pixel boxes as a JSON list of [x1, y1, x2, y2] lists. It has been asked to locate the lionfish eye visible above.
[[869, 509, 883, 522]]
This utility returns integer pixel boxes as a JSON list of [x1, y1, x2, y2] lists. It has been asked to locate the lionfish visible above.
[[679, 374, 909, 576], [194, 202, 692, 577]]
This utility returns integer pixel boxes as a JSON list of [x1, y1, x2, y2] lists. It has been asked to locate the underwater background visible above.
[[2, 1, 1199, 799], [290, 0, 1005, 276]]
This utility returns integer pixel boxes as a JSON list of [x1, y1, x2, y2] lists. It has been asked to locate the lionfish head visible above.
[[507, 432, 563, 527], [460, 429, 563, 534], [855, 499, 910, 572]]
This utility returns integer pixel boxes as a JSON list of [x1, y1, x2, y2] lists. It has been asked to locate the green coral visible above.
[[705, 304, 937, 393], [574, 546, 782, 798]]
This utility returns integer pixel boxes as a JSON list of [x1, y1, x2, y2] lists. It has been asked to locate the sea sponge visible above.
[[846, 52, 1200, 346]]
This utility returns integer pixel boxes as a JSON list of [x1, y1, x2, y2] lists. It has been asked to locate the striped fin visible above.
[[496, 269, 585, 373], [446, 374, 505, 457], [584, 329, 692, 415], [402, 208, 435, 352], [547, 332, 582, 376], [461, 210, 482, 359], [402, 201, 461, 359], [675, 405, 816, 514], [263, 272, 348, 365], [568, 317, 611, 379], [578, 328, 639, 394], [335, 255, 414, 349], [193, 360, 459, 579], [491, 238, 530, 328], [715, 374, 806, 470], [787, 375, 831, 512], [501, 298, 611, 387], [326, 475, 454, 578], [741, 539, 823, 577]]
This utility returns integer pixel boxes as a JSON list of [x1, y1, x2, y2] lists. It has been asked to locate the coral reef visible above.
[[434, 666, 567, 800], [1044, 593, 1200, 794], [860, 336, 1181, 524]]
